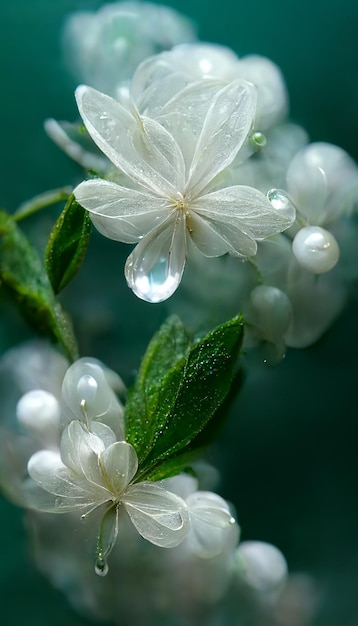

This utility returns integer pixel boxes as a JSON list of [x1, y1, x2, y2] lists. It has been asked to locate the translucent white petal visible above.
[[74, 179, 171, 243], [187, 491, 235, 527], [123, 483, 189, 547], [237, 55, 288, 130], [23, 477, 62, 513], [186, 491, 236, 558], [133, 67, 192, 118], [75, 85, 186, 195], [187, 80, 257, 196], [125, 211, 187, 302], [100, 441, 138, 495], [60, 420, 106, 487], [189, 210, 257, 257], [95, 505, 119, 576], [154, 79, 229, 171], [193, 185, 295, 240], [27, 449, 110, 508]]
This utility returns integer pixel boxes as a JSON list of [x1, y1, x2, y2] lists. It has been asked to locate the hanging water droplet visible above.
[[126, 253, 183, 302], [267, 188, 296, 222], [125, 213, 186, 303], [95, 556, 109, 577]]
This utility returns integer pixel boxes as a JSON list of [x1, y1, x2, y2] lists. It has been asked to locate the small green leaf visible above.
[[0, 210, 78, 361], [137, 449, 202, 483], [125, 315, 191, 461], [126, 315, 244, 479], [45, 194, 92, 294]]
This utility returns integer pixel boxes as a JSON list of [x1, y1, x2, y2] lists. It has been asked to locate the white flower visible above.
[[234, 540, 288, 594], [132, 43, 288, 130], [163, 473, 238, 558], [286, 142, 358, 226], [27, 420, 190, 573], [62, 2, 196, 96], [74, 81, 295, 302], [185, 491, 237, 558]]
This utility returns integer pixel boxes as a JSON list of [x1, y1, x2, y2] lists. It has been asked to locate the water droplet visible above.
[[95, 557, 109, 577], [250, 131, 267, 150], [267, 188, 296, 221], [125, 214, 186, 303]]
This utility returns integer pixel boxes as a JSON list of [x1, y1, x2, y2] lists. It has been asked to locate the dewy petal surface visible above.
[[123, 483, 190, 547], [74, 179, 171, 243], [154, 79, 228, 171], [193, 185, 295, 239], [60, 420, 106, 486], [27, 449, 111, 508], [100, 441, 138, 495], [187, 79, 257, 196], [76, 85, 186, 195], [125, 211, 187, 302], [186, 491, 236, 558], [188, 210, 257, 257]]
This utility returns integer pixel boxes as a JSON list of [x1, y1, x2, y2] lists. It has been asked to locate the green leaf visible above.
[[138, 449, 202, 483], [126, 315, 244, 480], [45, 194, 92, 294], [125, 315, 191, 461], [0, 211, 78, 361]]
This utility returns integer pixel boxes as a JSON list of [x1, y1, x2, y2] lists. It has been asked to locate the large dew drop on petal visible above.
[[125, 212, 187, 302]]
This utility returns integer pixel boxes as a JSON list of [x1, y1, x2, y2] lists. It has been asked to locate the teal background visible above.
[[0, 0, 358, 624]]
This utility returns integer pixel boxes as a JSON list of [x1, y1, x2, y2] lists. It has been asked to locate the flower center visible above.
[[170, 192, 190, 215]]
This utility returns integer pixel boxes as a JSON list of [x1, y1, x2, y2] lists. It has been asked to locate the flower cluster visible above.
[[46, 6, 358, 358], [1, 349, 237, 576]]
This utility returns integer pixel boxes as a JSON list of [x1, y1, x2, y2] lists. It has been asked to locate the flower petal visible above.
[[187, 79, 257, 196], [123, 483, 189, 547], [100, 441, 138, 495], [125, 211, 187, 302], [189, 210, 257, 257], [74, 179, 171, 243], [27, 449, 110, 510], [75, 85, 186, 195], [154, 79, 229, 171], [60, 420, 107, 487], [186, 491, 236, 558], [193, 185, 295, 240]]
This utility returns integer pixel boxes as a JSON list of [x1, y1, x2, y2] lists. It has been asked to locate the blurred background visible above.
[[0, 1, 357, 624]]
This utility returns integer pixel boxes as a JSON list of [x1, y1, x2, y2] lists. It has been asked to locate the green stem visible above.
[[13, 186, 73, 222]]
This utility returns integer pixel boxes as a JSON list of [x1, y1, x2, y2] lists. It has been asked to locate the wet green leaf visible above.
[[0, 210, 78, 361], [45, 194, 92, 294], [125, 316, 191, 461], [126, 315, 244, 480]]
